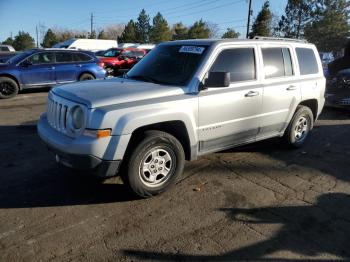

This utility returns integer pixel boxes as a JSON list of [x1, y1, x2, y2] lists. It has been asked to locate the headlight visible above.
[[71, 106, 84, 130]]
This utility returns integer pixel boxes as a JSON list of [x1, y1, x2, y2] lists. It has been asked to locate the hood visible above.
[[52, 78, 185, 108]]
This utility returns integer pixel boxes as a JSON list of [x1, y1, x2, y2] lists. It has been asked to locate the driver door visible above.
[[19, 52, 56, 87], [198, 46, 263, 154]]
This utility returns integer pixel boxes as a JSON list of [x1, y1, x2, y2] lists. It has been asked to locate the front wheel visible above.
[[283, 106, 314, 148], [0, 77, 19, 99], [123, 131, 185, 198]]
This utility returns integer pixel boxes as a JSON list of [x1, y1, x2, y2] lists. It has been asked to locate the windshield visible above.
[[6, 51, 32, 64], [126, 44, 208, 85], [103, 49, 122, 57]]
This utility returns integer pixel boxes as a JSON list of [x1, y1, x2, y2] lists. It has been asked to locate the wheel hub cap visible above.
[[139, 148, 173, 187], [294, 116, 308, 141]]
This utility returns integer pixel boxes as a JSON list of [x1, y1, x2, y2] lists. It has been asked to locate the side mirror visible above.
[[205, 72, 230, 88]]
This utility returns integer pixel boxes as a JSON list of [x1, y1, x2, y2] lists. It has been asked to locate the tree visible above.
[[277, 0, 314, 38], [172, 23, 188, 40], [41, 29, 58, 48], [135, 9, 151, 43], [149, 12, 171, 43], [118, 20, 138, 43], [89, 30, 96, 39], [187, 19, 210, 39], [221, 28, 240, 39], [97, 30, 109, 39], [103, 24, 124, 40], [2, 37, 14, 46], [249, 1, 273, 38], [304, 0, 350, 52], [12, 31, 35, 51]]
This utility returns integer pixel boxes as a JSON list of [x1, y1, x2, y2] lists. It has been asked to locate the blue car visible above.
[[0, 49, 106, 99]]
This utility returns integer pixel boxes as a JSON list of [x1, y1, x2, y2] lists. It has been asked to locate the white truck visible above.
[[53, 38, 118, 52]]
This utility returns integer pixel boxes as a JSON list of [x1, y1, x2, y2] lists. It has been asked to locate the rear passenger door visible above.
[[54, 52, 79, 83], [258, 46, 301, 138], [198, 46, 263, 154]]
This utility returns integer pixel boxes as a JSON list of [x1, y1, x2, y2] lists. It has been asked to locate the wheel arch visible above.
[[78, 71, 95, 80], [299, 99, 318, 121]]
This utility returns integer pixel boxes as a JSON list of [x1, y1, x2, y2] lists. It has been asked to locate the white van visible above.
[[53, 39, 118, 52]]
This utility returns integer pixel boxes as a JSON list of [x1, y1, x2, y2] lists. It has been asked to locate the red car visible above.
[[98, 48, 147, 76]]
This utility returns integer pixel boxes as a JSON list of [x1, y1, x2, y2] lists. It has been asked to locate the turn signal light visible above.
[[83, 129, 111, 138]]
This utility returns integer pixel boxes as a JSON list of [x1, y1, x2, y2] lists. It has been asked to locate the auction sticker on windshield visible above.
[[179, 46, 205, 54]]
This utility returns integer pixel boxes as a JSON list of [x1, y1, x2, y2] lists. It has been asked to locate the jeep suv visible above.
[[38, 38, 325, 197]]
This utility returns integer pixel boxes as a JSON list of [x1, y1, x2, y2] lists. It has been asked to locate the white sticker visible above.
[[179, 46, 205, 54]]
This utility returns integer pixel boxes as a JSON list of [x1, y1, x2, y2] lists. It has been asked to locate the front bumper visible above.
[[37, 114, 122, 177]]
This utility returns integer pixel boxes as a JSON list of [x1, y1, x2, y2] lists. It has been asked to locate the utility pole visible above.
[[246, 0, 253, 39], [90, 13, 94, 39], [36, 25, 39, 48]]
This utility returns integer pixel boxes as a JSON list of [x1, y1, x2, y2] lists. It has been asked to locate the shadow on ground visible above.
[[123, 192, 350, 261]]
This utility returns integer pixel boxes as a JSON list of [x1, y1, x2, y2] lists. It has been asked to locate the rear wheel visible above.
[[283, 106, 314, 148], [0, 77, 19, 99], [122, 131, 185, 198], [79, 73, 95, 81]]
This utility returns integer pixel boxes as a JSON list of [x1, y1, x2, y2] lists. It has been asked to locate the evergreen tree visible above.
[[249, 1, 273, 38], [278, 0, 314, 38], [41, 29, 58, 48], [135, 9, 151, 43], [12, 31, 35, 51], [172, 23, 188, 40], [305, 0, 350, 52], [187, 19, 210, 39], [149, 12, 171, 43], [2, 37, 14, 46], [221, 28, 240, 39], [89, 30, 97, 39], [118, 20, 138, 43]]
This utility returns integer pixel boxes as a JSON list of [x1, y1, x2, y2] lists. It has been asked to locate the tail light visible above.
[[97, 60, 105, 68]]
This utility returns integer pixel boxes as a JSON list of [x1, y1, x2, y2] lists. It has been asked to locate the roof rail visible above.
[[253, 36, 308, 43]]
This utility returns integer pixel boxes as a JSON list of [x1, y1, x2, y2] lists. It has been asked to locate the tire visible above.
[[0, 77, 19, 99], [123, 130, 185, 198], [79, 73, 95, 81], [283, 105, 314, 148], [105, 67, 115, 77]]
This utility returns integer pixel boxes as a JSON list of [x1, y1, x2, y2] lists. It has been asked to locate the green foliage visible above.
[[304, 0, 350, 52], [221, 28, 240, 39], [41, 29, 58, 48], [2, 37, 14, 46], [135, 9, 151, 43], [118, 20, 138, 43], [149, 12, 171, 44], [12, 31, 35, 51], [172, 23, 188, 40], [277, 0, 314, 38], [249, 1, 273, 38], [187, 19, 210, 39], [89, 30, 97, 39]]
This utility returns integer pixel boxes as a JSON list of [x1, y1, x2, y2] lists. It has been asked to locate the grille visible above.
[[46, 93, 74, 135]]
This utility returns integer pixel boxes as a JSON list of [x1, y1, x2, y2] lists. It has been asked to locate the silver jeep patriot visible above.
[[38, 38, 325, 197]]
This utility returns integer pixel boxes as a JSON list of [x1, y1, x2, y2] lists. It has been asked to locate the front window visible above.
[[126, 44, 208, 85]]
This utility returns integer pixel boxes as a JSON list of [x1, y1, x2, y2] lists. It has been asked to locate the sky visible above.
[[0, 0, 288, 43]]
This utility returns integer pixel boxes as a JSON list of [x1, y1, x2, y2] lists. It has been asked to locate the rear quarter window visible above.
[[296, 48, 319, 75]]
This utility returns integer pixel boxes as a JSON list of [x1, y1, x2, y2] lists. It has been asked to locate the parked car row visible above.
[[0, 49, 106, 98]]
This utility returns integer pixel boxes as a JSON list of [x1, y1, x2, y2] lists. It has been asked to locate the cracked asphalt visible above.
[[1, 90, 350, 261]]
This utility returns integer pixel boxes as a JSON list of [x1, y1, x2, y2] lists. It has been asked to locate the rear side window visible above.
[[262, 48, 294, 78], [56, 52, 73, 63], [1, 47, 9, 51], [74, 53, 92, 62], [210, 48, 256, 83], [296, 48, 319, 75]]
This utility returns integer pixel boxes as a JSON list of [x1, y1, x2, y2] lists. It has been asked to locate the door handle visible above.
[[75, 64, 82, 68], [245, 91, 259, 97], [287, 85, 297, 91], [47, 66, 55, 70]]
